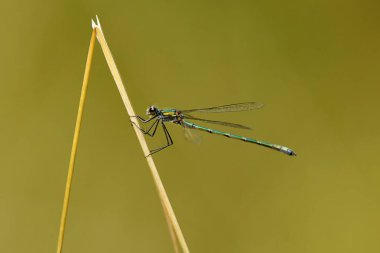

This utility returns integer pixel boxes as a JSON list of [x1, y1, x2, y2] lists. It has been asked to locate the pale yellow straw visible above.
[[56, 28, 96, 253], [92, 17, 189, 253]]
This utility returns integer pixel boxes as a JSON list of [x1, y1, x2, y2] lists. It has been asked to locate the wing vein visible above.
[[181, 102, 263, 113]]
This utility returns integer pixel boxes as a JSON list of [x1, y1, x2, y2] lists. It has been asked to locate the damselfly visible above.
[[131, 102, 296, 156]]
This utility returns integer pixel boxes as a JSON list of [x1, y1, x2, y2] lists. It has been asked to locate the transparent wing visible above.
[[182, 114, 251, 130], [182, 123, 202, 144], [180, 102, 263, 113]]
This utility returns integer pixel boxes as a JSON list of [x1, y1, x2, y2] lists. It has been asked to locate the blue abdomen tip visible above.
[[280, 147, 297, 156]]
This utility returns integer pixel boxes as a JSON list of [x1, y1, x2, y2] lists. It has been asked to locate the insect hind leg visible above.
[[147, 122, 174, 156]]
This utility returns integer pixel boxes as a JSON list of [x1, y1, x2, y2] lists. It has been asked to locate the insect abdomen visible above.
[[183, 121, 296, 156]]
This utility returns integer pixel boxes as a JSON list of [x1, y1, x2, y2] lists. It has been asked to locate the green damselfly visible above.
[[131, 102, 296, 156]]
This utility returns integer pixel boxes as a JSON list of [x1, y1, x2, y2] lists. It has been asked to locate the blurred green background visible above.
[[1, 0, 380, 252]]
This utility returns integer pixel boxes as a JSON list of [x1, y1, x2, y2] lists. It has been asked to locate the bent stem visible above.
[[92, 17, 189, 253], [56, 28, 96, 253]]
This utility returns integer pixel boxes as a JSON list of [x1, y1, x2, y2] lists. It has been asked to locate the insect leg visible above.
[[132, 119, 160, 137], [147, 122, 174, 156], [162, 122, 173, 146], [130, 115, 158, 123]]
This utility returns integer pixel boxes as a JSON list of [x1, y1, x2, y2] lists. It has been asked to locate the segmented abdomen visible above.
[[182, 121, 296, 156]]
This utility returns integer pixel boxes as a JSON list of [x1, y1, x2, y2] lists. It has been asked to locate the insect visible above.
[[131, 102, 296, 156]]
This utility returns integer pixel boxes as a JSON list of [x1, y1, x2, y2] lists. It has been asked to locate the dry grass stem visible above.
[[56, 28, 97, 253], [92, 16, 189, 253]]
